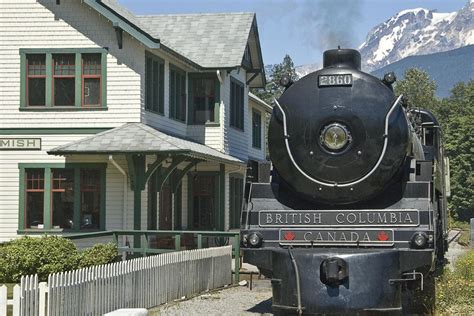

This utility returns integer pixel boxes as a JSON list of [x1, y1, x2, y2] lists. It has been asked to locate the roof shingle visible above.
[[137, 13, 255, 68], [49, 123, 244, 165]]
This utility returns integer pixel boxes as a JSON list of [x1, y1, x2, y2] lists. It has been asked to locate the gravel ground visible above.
[[149, 230, 470, 315], [149, 279, 273, 316], [446, 229, 470, 270]]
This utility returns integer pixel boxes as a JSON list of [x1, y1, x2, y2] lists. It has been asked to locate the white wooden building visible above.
[[0, 0, 270, 247]]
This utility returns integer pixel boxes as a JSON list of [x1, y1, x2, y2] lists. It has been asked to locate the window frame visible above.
[[19, 48, 107, 111], [82, 53, 103, 108], [52, 53, 76, 107], [26, 54, 47, 107], [51, 168, 75, 230], [252, 109, 262, 149], [18, 163, 107, 232], [24, 169, 45, 229], [230, 77, 245, 131], [145, 51, 165, 115], [169, 64, 187, 122], [187, 73, 220, 125]]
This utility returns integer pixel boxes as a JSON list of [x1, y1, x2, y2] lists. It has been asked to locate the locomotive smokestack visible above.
[[323, 48, 361, 70]]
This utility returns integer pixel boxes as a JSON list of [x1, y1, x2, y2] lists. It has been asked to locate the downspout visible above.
[[216, 70, 223, 84], [109, 155, 128, 255], [216, 70, 224, 151]]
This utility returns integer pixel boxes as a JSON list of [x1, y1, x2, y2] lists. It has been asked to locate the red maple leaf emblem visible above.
[[284, 231, 296, 241], [377, 231, 390, 241]]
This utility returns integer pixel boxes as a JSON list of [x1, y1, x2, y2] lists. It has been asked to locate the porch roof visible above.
[[48, 123, 244, 165]]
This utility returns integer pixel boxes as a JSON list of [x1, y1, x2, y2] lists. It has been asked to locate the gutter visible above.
[[84, 0, 160, 48]]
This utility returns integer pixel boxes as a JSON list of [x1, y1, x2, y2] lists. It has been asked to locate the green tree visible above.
[[395, 69, 473, 221], [252, 54, 298, 159], [253, 54, 298, 105], [442, 81, 474, 220], [394, 68, 440, 112]]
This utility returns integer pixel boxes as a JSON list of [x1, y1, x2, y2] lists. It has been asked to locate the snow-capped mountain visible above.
[[359, 0, 474, 71], [295, 63, 320, 78]]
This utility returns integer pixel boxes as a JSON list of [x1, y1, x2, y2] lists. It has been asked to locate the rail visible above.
[[64, 229, 241, 283]]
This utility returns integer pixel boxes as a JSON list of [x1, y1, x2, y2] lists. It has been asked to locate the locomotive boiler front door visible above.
[[190, 174, 217, 230]]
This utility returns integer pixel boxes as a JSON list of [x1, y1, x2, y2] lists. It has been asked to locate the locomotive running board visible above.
[[273, 94, 403, 188]]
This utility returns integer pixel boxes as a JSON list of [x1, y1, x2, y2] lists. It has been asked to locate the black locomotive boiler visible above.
[[241, 49, 449, 314]]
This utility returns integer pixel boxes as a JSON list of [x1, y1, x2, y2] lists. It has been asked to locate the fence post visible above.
[[0, 285, 6, 316], [12, 285, 20, 316], [197, 234, 202, 249], [38, 282, 47, 316], [143, 234, 148, 257], [233, 234, 240, 283], [175, 234, 181, 251], [113, 232, 118, 246]]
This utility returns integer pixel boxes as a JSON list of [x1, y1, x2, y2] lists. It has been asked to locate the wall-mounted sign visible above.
[[0, 138, 41, 150]]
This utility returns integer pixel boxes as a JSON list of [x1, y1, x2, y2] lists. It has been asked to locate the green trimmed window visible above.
[[229, 176, 244, 229], [19, 164, 106, 231], [20, 48, 107, 109], [252, 109, 262, 149], [188, 74, 220, 124], [169, 65, 186, 122], [145, 52, 164, 114], [230, 78, 244, 130]]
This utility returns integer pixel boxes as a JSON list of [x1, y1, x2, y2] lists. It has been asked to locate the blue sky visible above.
[[118, 0, 468, 66]]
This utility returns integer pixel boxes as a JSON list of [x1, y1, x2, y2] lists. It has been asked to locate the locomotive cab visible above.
[[241, 49, 448, 314]]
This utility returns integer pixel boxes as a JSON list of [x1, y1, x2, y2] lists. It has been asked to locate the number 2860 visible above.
[[319, 74, 352, 87]]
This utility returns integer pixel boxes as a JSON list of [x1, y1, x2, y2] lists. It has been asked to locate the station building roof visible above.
[[85, 0, 266, 87], [49, 123, 244, 165]]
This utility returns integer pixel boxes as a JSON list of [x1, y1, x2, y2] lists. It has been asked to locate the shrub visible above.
[[436, 250, 474, 314], [0, 236, 120, 283], [79, 243, 119, 268], [0, 236, 80, 282]]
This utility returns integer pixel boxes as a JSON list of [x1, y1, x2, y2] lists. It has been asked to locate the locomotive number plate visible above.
[[279, 228, 394, 246], [259, 210, 419, 227], [318, 74, 352, 87]]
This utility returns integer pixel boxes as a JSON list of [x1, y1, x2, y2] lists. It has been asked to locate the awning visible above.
[[48, 123, 244, 165]]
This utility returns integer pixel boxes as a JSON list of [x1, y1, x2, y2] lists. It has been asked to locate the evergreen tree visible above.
[[253, 54, 298, 159], [396, 68, 473, 221], [253, 54, 298, 105], [442, 81, 474, 220], [394, 68, 439, 112]]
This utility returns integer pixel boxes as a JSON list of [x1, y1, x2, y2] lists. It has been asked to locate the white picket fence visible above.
[[0, 246, 232, 316]]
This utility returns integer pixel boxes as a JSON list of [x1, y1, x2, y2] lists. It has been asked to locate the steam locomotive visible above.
[[241, 49, 449, 314]]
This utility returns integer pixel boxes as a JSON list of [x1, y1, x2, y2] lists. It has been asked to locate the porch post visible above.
[[219, 163, 225, 231], [126, 154, 146, 250]]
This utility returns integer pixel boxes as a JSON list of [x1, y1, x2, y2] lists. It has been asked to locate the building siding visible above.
[[0, 134, 126, 242], [0, 0, 142, 128], [223, 70, 250, 161], [0, 0, 265, 243], [248, 104, 266, 161]]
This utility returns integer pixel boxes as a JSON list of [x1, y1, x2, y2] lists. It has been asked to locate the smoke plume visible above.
[[296, 0, 363, 51]]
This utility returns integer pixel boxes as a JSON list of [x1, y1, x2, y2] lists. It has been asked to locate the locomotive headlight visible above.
[[320, 123, 352, 151], [411, 232, 428, 249], [248, 232, 263, 248]]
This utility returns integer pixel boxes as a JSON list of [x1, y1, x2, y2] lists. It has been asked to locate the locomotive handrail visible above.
[[274, 94, 403, 188]]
